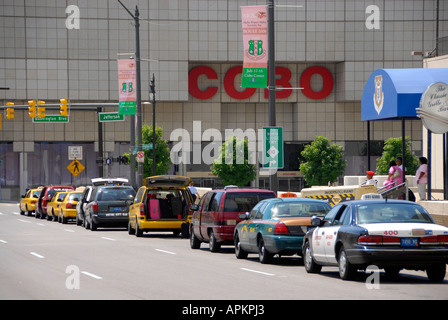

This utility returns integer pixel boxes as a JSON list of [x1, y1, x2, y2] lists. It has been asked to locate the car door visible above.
[[199, 192, 213, 240], [323, 205, 351, 264], [243, 201, 269, 251]]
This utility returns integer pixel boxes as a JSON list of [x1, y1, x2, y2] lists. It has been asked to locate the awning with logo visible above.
[[361, 68, 448, 121]]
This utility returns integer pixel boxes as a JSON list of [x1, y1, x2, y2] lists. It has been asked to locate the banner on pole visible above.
[[118, 59, 137, 115], [241, 5, 268, 88]]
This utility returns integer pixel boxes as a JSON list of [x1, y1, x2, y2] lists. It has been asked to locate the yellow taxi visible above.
[[59, 191, 83, 224], [19, 188, 42, 216], [128, 175, 194, 238], [46, 191, 68, 221]]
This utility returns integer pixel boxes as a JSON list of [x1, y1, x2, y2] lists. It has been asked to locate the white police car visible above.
[[302, 198, 448, 282]]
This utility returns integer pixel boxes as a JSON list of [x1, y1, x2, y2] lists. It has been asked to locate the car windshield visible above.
[[223, 192, 275, 212], [68, 192, 82, 201], [97, 188, 135, 201], [356, 203, 434, 224], [271, 202, 331, 218]]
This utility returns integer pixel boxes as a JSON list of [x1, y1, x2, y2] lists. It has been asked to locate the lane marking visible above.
[[65, 229, 75, 233], [0, 239, 7, 244], [30, 252, 45, 259], [101, 237, 116, 241], [240, 268, 275, 277], [81, 271, 102, 280], [155, 249, 176, 255], [17, 219, 32, 224]]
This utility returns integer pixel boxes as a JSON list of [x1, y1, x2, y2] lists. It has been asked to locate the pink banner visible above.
[[241, 5, 268, 88], [118, 59, 137, 115]]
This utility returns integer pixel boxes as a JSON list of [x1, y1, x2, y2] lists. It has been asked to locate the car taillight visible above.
[[140, 203, 145, 216], [274, 222, 289, 234], [66, 203, 73, 209], [421, 235, 448, 244], [92, 202, 98, 212], [358, 235, 400, 245]]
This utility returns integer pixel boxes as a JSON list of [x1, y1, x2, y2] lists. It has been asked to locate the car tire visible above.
[[209, 230, 221, 253], [426, 263, 446, 282], [128, 220, 135, 235], [135, 220, 143, 237], [303, 241, 322, 274], [338, 246, 356, 280], [61, 214, 67, 224], [190, 226, 201, 249], [258, 237, 273, 264], [90, 215, 97, 231], [234, 233, 248, 259]]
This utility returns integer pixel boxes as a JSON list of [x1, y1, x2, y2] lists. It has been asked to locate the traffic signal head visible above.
[[60, 99, 68, 117], [6, 102, 14, 120], [28, 100, 37, 118], [37, 100, 45, 118]]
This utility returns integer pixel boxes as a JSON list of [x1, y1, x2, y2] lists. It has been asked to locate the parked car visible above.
[[76, 178, 129, 227], [190, 187, 276, 252], [46, 192, 68, 221], [36, 185, 75, 219], [302, 199, 448, 282], [84, 185, 136, 231], [128, 175, 195, 238], [19, 188, 42, 216], [59, 191, 83, 224], [234, 198, 331, 264]]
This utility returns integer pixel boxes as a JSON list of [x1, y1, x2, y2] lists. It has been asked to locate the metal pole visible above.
[[135, 6, 143, 188], [268, 0, 278, 193], [367, 121, 371, 170], [401, 118, 407, 200], [98, 107, 104, 177], [151, 74, 157, 176], [427, 129, 432, 201]]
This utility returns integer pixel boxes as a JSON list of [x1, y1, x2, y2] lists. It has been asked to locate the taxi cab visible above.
[[59, 191, 83, 224], [19, 188, 42, 216], [302, 196, 448, 282], [46, 192, 68, 221], [128, 175, 194, 238]]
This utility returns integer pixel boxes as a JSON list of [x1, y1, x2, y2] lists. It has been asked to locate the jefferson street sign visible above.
[[262, 127, 284, 169], [99, 112, 125, 122]]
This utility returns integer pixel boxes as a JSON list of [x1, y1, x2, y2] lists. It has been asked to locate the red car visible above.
[[190, 187, 276, 252], [36, 185, 76, 220]]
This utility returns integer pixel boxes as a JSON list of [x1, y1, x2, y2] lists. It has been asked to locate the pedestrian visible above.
[[365, 171, 377, 188], [415, 157, 428, 201], [188, 181, 200, 203], [383, 160, 403, 189], [395, 157, 408, 174]]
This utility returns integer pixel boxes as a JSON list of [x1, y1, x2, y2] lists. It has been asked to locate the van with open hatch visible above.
[[128, 175, 195, 238], [190, 187, 277, 252]]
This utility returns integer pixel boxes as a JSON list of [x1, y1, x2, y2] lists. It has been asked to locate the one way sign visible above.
[[262, 127, 284, 169]]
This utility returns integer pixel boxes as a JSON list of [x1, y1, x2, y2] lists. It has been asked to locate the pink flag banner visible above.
[[118, 59, 137, 115], [241, 5, 268, 88]]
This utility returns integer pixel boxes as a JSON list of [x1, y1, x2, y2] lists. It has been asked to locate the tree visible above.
[[299, 136, 346, 186], [211, 136, 257, 186], [376, 136, 418, 175], [123, 125, 172, 177]]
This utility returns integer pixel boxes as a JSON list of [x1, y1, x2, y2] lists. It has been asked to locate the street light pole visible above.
[[117, 0, 143, 188]]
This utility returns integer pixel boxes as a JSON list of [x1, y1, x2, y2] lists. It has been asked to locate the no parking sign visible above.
[[136, 151, 145, 163]]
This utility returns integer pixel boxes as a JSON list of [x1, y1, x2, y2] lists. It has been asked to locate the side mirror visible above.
[[190, 204, 199, 211], [311, 216, 323, 227], [238, 212, 250, 220]]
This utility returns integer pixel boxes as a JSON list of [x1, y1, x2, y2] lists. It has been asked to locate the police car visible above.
[[302, 195, 448, 282]]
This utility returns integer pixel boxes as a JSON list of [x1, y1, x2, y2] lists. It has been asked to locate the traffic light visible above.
[[28, 100, 37, 118], [60, 99, 68, 117], [37, 100, 45, 118], [6, 102, 14, 120]]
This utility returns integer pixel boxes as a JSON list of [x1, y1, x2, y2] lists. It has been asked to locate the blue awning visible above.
[[361, 68, 448, 121]]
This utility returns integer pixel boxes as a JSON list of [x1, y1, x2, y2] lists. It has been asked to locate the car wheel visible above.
[[90, 215, 97, 231], [338, 246, 356, 280], [61, 214, 67, 224], [303, 241, 322, 274], [209, 230, 221, 252], [135, 220, 143, 237], [234, 233, 248, 259], [426, 263, 446, 282], [190, 225, 201, 249], [258, 237, 273, 264], [128, 219, 135, 235]]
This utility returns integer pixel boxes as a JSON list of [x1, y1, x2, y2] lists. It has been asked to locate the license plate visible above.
[[111, 207, 124, 212], [400, 237, 419, 247]]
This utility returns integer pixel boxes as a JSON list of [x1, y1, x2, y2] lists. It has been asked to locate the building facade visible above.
[[0, 0, 447, 200]]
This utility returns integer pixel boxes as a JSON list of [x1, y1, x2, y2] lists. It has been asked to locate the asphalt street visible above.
[[0, 203, 447, 301]]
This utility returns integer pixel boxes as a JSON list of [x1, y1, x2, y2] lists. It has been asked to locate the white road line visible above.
[[81, 271, 102, 280], [17, 219, 32, 224], [0, 240, 7, 244], [240, 268, 275, 277], [155, 249, 176, 255], [65, 229, 75, 233], [30, 252, 45, 259], [101, 237, 116, 241], [36, 223, 46, 226], [0, 212, 3, 215]]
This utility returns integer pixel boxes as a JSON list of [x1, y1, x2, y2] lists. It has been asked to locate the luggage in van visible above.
[[149, 198, 161, 219]]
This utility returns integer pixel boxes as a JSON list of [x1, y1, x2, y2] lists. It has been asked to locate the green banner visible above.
[[118, 101, 136, 115], [242, 67, 268, 88]]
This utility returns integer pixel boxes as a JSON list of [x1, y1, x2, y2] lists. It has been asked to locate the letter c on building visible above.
[[189, 66, 219, 100]]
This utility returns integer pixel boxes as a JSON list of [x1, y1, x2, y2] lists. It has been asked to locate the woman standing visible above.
[[415, 157, 428, 201]]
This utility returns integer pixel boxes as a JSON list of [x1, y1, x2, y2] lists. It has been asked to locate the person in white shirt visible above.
[[365, 171, 377, 188]]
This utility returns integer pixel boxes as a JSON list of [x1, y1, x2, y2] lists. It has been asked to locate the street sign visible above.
[[99, 112, 126, 122], [67, 158, 85, 177], [68, 146, 83, 160], [262, 127, 284, 169], [32, 115, 69, 123], [136, 151, 145, 163]]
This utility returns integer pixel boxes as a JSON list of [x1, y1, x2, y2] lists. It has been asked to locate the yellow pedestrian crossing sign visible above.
[[67, 158, 85, 177]]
